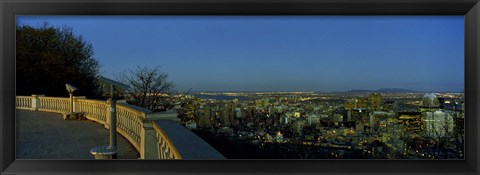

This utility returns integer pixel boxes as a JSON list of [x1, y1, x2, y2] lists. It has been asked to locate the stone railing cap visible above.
[[154, 121, 225, 159], [118, 102, 152, 114]]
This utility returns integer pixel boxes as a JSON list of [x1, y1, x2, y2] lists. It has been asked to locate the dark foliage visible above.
[[16, 23, 101, 98]]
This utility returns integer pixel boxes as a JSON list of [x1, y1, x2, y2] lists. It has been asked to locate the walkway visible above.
[[16, 110, 139, 159]]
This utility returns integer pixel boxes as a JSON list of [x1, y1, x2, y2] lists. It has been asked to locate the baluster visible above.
[[94, 104, 97, 119], [129, 113, 132, 135], [118, 109, 122, 130], [119, 110, 123, 131], [99, 104, 102, 120], [129, 116, 133, 138]]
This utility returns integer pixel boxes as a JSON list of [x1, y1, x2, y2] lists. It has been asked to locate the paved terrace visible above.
[[16, 110, 139, 159]]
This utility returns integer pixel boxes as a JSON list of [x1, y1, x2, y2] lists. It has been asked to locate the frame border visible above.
[[1, 0, 479, 175]]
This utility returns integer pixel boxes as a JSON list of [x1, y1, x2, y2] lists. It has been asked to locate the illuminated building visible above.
[[281, 114, 289, 125], [184, 102, 196, 123], [423, 110, 454, 137], [344, 98, 368, 122], [275, 131, 284, 143], [307, 113, 321, 126], [370, 93, 382, 111], [420, 93, 440, 112], [398, 112, 423, 132], [356, 98, 369, 109], [344, 99, 356, 110], [382, 100, 395, 112], [198, 105, 212, 128], [351, 108, 370, 129], [263, 133, 273, 143]]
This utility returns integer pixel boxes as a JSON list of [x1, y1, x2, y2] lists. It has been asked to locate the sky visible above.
[[16, 16, 464, 92]]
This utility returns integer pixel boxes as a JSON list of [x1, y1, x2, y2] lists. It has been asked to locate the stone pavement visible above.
[[16, 110, 139, 159]]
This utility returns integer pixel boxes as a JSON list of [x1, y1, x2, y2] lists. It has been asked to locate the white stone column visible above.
[[72, 96, 86, 113], [140, 115, 159, 159], [31, 94, 45, 111]]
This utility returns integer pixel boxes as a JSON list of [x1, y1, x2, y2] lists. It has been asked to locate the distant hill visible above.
[[348, 88, 416, 93], [377, 88, 416, 93], [348, 89, 376, 93]]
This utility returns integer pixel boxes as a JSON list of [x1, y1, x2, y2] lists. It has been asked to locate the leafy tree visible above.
[[117, 65, 175, 111], [16, 23, 101, 98]]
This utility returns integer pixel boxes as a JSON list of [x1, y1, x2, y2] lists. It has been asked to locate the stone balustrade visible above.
[[75, 98, 108, 125], [115, 104, 145, 152], [38, 96, 70, 113], [15, 95, 182, 159], [15, 96, 32, 110], [153, 122, 182, 159]]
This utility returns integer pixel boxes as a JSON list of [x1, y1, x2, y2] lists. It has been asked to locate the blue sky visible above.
[[17, 16, 464, 92]]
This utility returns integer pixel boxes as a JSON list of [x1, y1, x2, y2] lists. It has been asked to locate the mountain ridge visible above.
[[349, 88, 416, 93]]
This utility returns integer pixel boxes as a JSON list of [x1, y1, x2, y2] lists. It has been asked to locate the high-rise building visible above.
[[423, 110, 454, 138], [356, 98, 369, 109], [202, 105, 213, 128], [307, 113, 321, 126], [351, 108, 370, 128], [383, 100, 395, 112], [222, 104, 231, 127], [184, 102, 196, 123], [344, 99, 356, 110], [370, 93, 382, 111], [398, 112, 423, 132]]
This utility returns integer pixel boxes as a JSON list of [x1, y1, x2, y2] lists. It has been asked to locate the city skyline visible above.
[[17, 16, 464, 92]]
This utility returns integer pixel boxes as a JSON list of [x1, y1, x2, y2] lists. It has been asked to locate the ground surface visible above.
[[16, 109, 139, 159]]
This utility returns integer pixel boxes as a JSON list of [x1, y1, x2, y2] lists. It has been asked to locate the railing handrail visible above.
[[75, 98, 106, 104], [117, 104, 148, 120], [38, 96, 70, 100], [16, 95, 33, 98]]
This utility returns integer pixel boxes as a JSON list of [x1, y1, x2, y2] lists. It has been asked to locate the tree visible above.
[[117, 66, 174, 111], [16, 23, 101, 98]]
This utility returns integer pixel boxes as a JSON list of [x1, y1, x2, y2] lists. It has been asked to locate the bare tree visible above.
[[117, 66, 174, 111]]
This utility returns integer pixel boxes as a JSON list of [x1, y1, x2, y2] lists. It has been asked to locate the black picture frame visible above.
[[1, 0, 479, 174]]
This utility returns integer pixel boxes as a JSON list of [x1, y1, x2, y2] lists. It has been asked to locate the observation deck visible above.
[[16, 95, 225, 159]]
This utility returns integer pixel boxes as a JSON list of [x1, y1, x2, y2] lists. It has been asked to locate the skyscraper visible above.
[[370, 93, 382, 111]]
